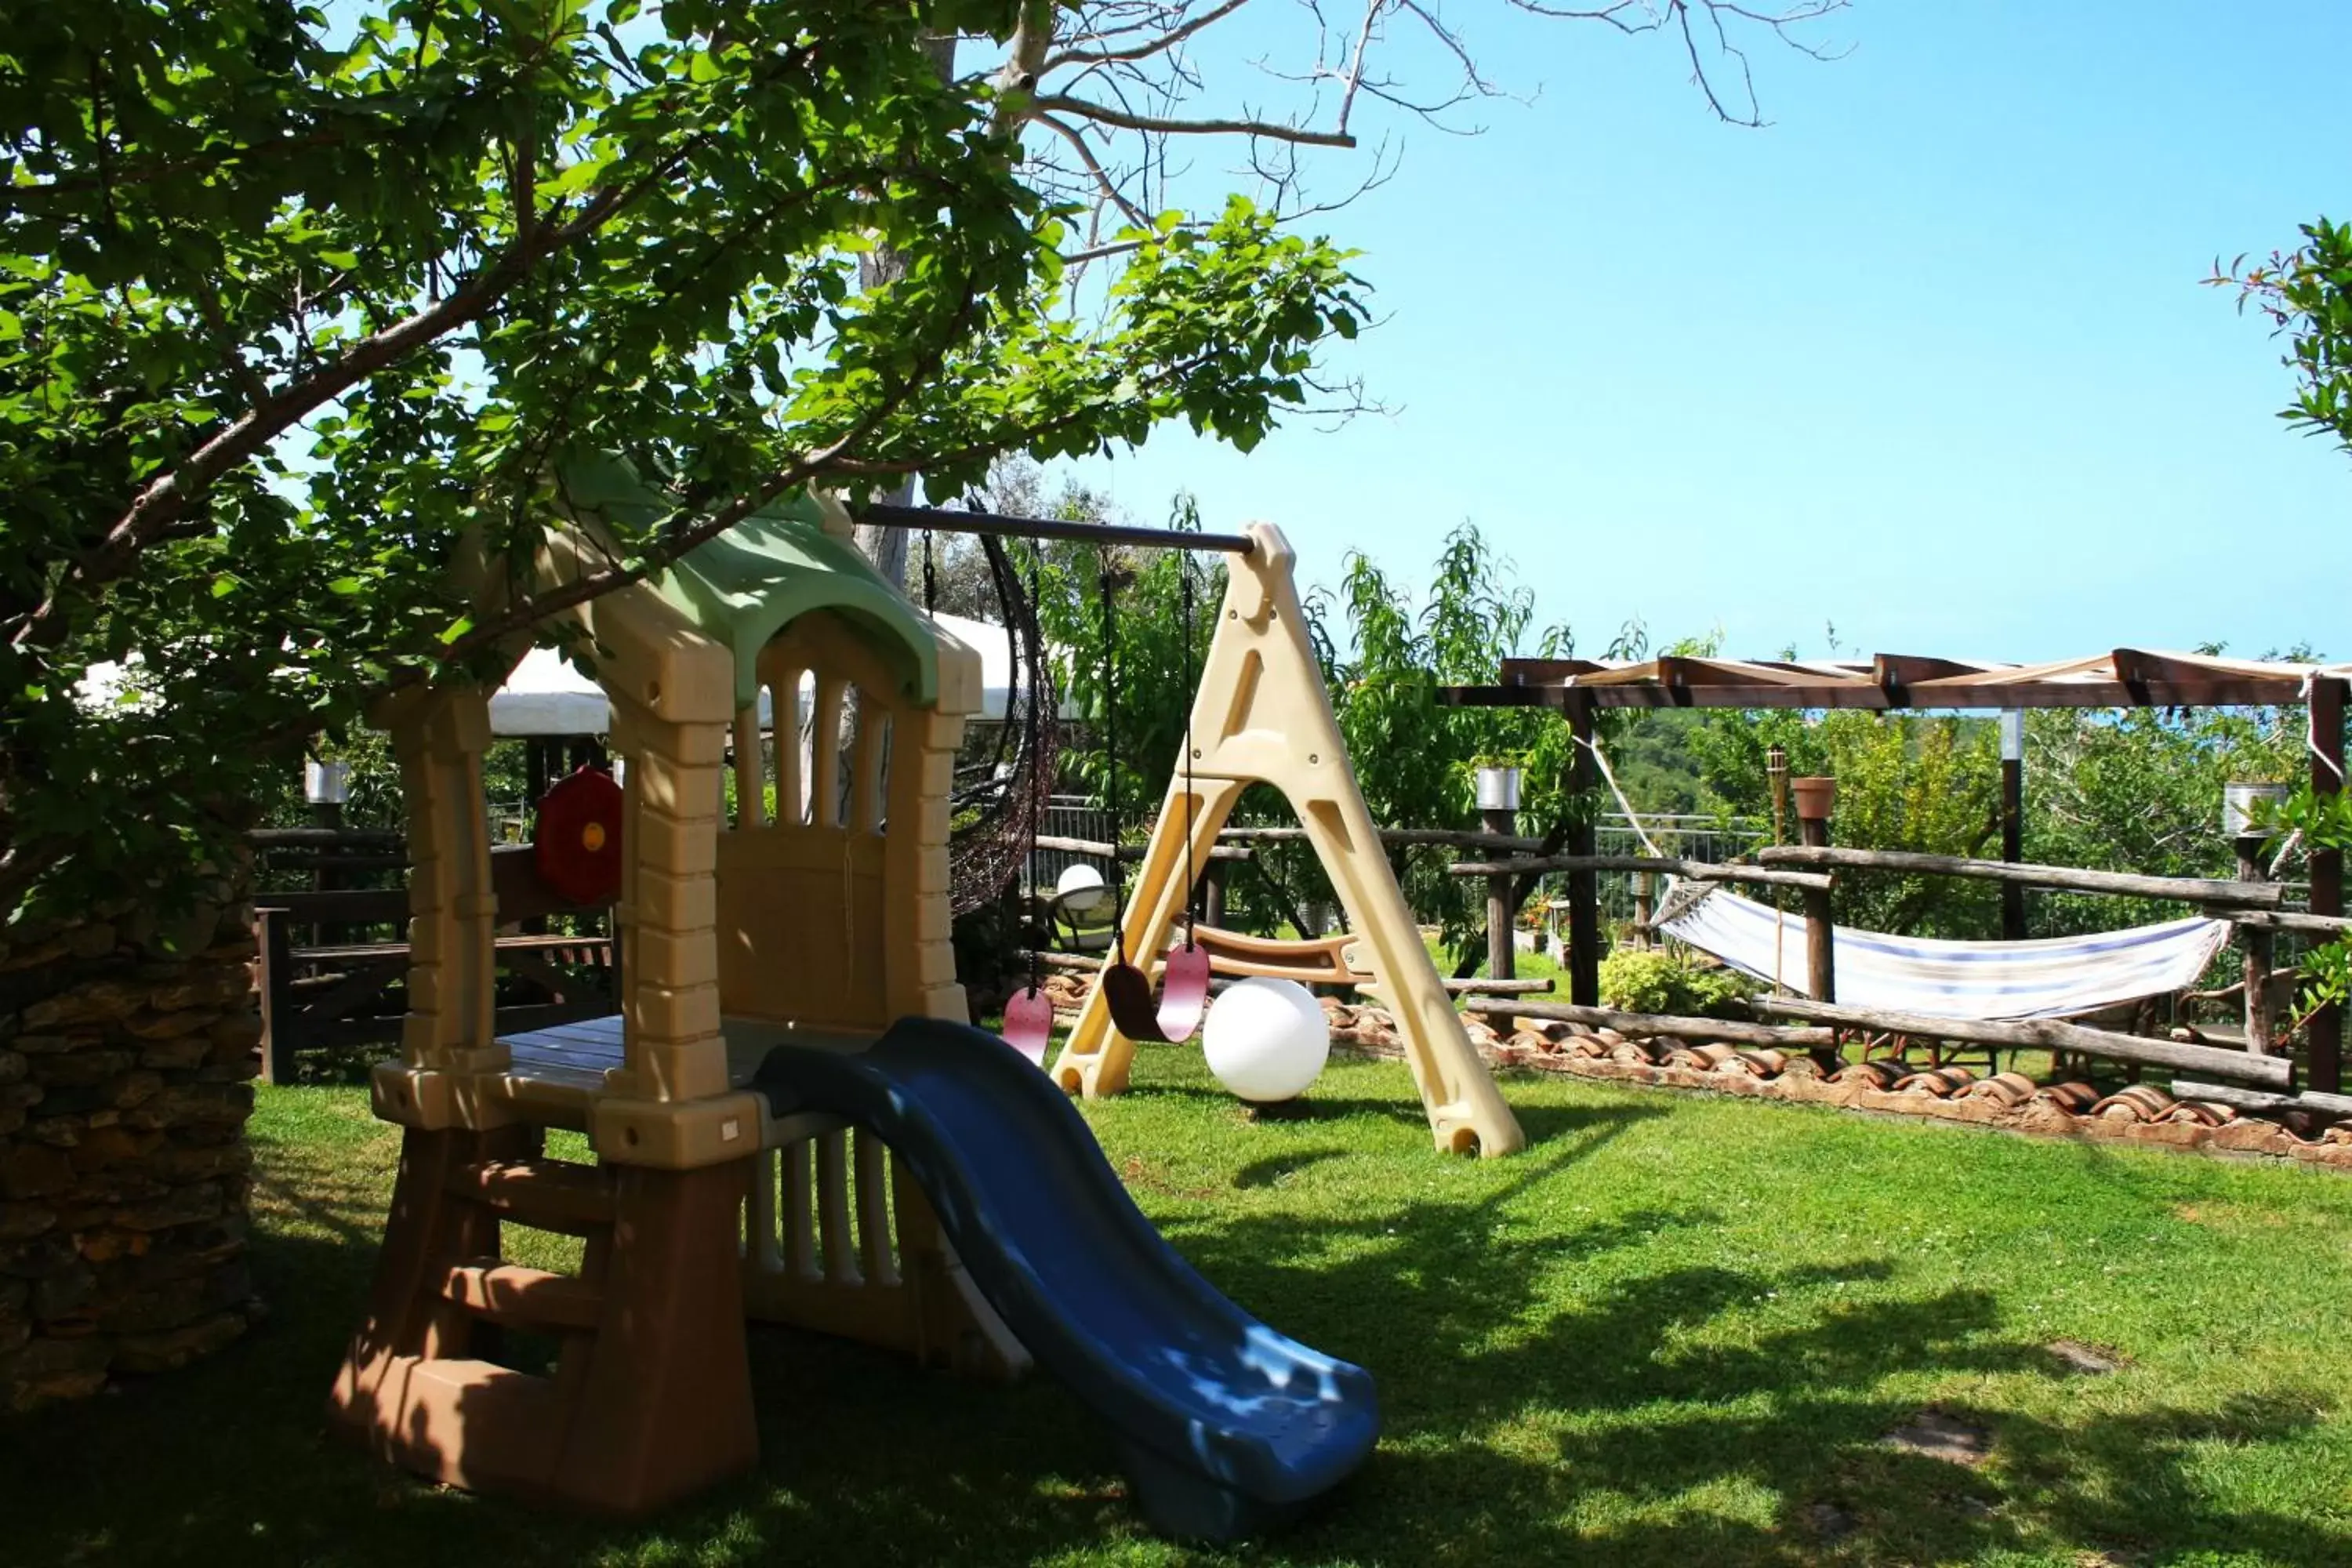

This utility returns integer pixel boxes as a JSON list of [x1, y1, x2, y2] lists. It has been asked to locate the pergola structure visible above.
[[1441, 649, 2349, 1090]]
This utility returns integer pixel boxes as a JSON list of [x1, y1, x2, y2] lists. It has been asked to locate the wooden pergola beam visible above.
[[1443, 680, 2314, 713]]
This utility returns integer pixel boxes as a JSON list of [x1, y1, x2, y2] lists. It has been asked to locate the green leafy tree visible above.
[[1032, 492, 1221, 822], [1298, 522, 1583, 963], [2023, 704, 2303, 934], [1687, 710, 2005, 939], [2214, 216, 2352, 452], [2216, 216, 2352, 1021], [0, 2, 1367, 921], [2, 0, 1849, 928]]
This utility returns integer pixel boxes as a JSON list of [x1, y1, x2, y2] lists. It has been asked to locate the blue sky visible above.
[[1051, 2, 2350, 665]]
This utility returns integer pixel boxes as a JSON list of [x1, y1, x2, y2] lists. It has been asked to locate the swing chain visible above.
[[1180, 559, 1197, 950], [1098, 564, 1127, 967], [1025, 543, 1044, 998]]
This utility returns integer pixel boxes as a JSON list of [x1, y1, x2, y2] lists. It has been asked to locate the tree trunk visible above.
[[835, 33, 959, 809], [847, 29, 959, 596]]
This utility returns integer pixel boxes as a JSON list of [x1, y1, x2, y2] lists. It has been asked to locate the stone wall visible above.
[[0, 880, 263, 1410]]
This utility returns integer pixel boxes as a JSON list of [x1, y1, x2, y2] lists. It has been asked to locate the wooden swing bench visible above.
[[1132, 924, 1554, 998], [1178, 925, 1367, 985]]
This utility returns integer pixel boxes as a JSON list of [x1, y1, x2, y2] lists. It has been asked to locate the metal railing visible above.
[[1033, 795, 1119, 892], [1534, 814, 1769, 939]]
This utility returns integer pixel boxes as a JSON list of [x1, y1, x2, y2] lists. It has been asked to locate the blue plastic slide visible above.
[[750, 1018, 1379, 1541]]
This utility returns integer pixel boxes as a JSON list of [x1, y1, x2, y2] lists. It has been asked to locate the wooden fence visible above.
[[250, 830, 615, 1083], [1442, 837, 2339, 1102]]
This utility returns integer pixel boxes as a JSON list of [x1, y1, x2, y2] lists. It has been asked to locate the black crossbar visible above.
[[857, 501, 1255, 556]]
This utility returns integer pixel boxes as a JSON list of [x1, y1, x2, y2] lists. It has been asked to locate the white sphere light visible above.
[[1202, 978, 1330, 1103], [1054, 861, 1110, 912]]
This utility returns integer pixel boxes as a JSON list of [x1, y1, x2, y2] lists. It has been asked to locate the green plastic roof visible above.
[[556, 456, 938, 711]]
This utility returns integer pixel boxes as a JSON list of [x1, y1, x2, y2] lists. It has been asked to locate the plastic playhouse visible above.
[[324, 463, 1388, 1540]]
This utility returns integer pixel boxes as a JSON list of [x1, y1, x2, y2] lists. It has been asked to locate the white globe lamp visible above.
[[1054, 861, 1111, 914], [1202, 978, 1330, 1103]]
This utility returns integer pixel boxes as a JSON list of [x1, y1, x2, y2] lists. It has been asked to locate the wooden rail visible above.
[[1220, 825, 1551, 854], [2168, 1079, 2352, 1120], [1359, 976, 1555, 997], [1449, 854, 1831, 892], [2220, 909, 2352, 938], [1461, 998, 1835, 1048], [1751, 996, 2294, 1088], [1756, 844, 2286, 909], [1032, 833, 1249, 863], [248, 826, 405, 848]]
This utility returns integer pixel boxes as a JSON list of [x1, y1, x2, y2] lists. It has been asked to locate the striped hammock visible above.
[[1659, 887, 2231, 1022]]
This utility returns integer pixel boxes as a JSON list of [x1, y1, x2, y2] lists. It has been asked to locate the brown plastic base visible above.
[[328, 1126, 757, 1516]]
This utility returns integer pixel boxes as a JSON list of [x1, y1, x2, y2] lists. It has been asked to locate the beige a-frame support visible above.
[[1051, 523, 1526, 1158]]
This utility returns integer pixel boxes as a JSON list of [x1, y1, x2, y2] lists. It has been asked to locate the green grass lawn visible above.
[[9, 1051, 2352, 1566]]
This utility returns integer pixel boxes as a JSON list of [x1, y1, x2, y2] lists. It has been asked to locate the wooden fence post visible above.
[[1566, 695, 1601, 1007], [1794, 776, 1837, 1004], [2000, 710, 2027, 940], [2236, 833, 2276, 1056], [2313, 677, 2347, 1093], [255, 907, 296, 1085], [1477, 765, 1521, 983]]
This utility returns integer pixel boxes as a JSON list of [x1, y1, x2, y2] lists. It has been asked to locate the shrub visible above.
[[1599, 948, 1756, 1020], [1675, 964, 1759, 1020], [1599, 949, 1682, 1015]]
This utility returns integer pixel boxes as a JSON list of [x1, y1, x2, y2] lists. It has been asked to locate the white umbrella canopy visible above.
[[487, 612, 1073, 735], [928, 610, 1081, 723], [488, 645, 626, 736]]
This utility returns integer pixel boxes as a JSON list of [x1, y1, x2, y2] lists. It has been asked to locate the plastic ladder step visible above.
[[386, 1358, 562, 1490], [453, 1157, 615, 1234], [437, 1261, 604, 1333]]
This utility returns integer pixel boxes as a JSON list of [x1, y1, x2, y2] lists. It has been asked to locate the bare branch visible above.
[[1062, 237, 1152, 264], [1680, 0, 1759, 125], [1504, 0, 1850, 125], [1334, 0, 1385, 135], [1033, 91, 1359, 149], [1044, 0, 1255, 73], [1036, 112, 1153, 229]]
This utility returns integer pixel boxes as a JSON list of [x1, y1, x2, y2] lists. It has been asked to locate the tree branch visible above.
[[189, 282, 274, 408], [430, 290, 984, 669], [1032, 92, 1358, 149], [7, 83, 792, 655], [1504, 0, 1849, 125], [1036, 112, 1152, 229], [1043, 0, 1254, 74], [2, 129, 350, 207]]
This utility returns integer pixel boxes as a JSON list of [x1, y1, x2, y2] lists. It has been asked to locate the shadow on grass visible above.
[[1138, 1081, 1669, 1151], [1164, 1182, 2344, 1566], [4, 1096, 2346, 1568], [1232, 1146, 1352, 1189]]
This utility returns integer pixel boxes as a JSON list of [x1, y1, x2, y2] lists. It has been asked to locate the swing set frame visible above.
[[871, 504, 1523, 1156], [1049, 524, 1522, 1156]]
